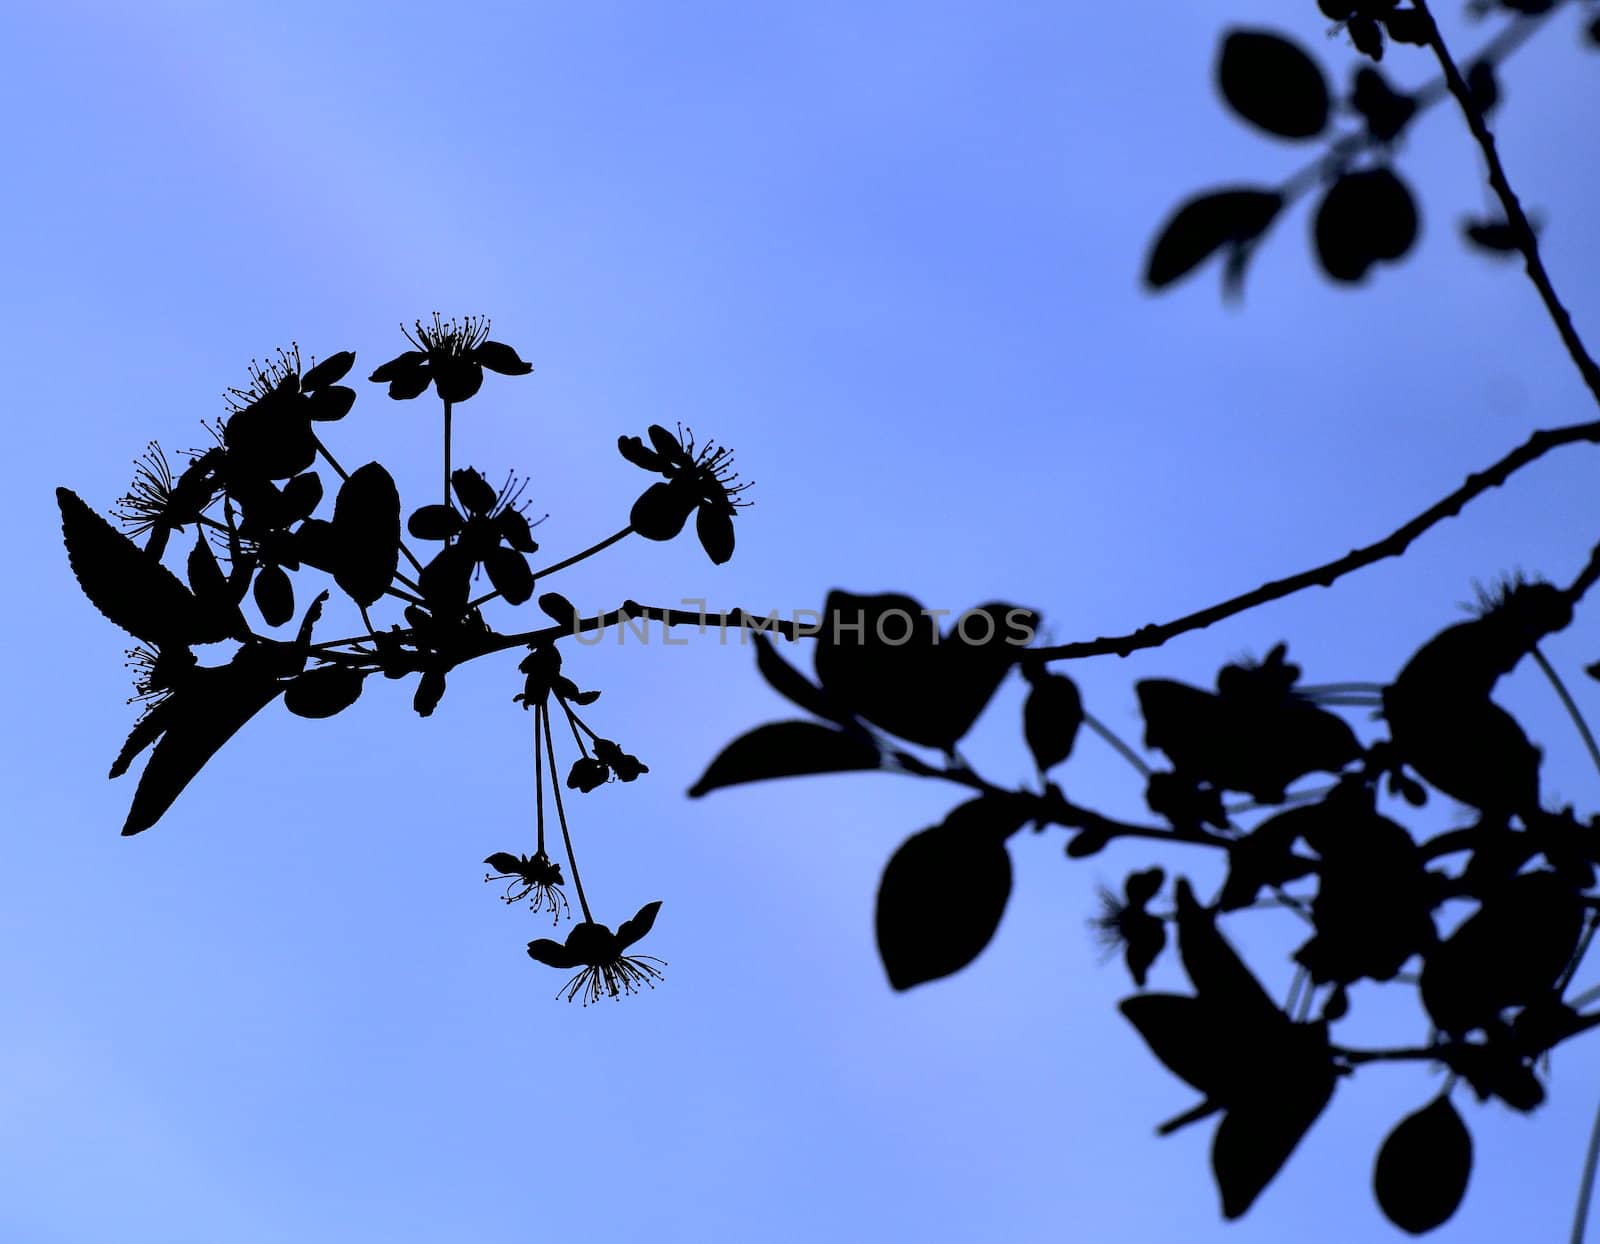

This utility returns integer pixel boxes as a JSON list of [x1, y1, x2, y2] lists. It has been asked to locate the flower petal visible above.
[[527, 937, 581, 969], [473, 340, 534, 375], [629, 480, 695, 540], [386, 366, 434, 400], [618, 435, 665, 473], [647, 424, 687, 465], [305, 385, 357, 422], [696, 502, 735, 564], [450, 468, 498, 517], [433, 360, 484, 404], [496, 508, 539, 554], [484, 546, 534, 605], [485, 852, 524, 874], [301, 350, 355, 389], [368, 351, 427, 383], [616, 900, 663, 950], [407, 504, 463, 541]]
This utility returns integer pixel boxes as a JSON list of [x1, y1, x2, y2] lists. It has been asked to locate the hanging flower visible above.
[[1090, 867, 1167, 987], [484, 851, 569, 924], [368, 313, 532, 403], [526, 901, 666, 1004], [409, 467, 542, 609], [617, 424, 751, 564]]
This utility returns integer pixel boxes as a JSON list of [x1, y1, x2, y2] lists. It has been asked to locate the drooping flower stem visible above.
[[541, 701, 594, 923], [534, 705, 546, 857], [1531, 645, 1600, 784]]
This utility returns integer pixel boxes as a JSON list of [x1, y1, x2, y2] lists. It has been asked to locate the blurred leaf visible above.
[[1023, 671, 1083, 771], [1374, 1096, 1472, 1233], [1217, 30, 1330, 139], [689, 721, 880, 796], [1314, 168, 1418, 283], [875, 798, 1022, 989], [1212, 1067, 1335, 1219], [1145, 188, 1283, 290], [752, 631, 842, 722]]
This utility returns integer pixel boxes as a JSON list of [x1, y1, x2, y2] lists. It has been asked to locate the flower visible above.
[[124, 643, 198, 720], [484, 851, 570, 924], [617, 424, 751, 564], [368, 313, 532, 403], [526, 901, 666, 1004], [409, 467, 542, 609], [222, 344, 356, 483], [114, 443, 226, 557], [1090, 867, 1167, 987]]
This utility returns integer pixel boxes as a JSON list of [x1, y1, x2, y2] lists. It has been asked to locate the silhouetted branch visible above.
[[1033, 418, 1600, 661], [1412, 0, 1600, 408]]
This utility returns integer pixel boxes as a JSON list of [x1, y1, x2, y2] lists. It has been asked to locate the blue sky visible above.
[[5, 1, 1600, 1239]]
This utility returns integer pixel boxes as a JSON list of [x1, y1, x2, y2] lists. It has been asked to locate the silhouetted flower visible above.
[[526, 901, 666, 1004], [114, 443, 225, 556], [617, 424, 751, 564], [368, 313, 532, 403], [1090, 867, 1167, 987], [484, 851, 569, 924], [221, 345, 356, 483], [594, 737, 647, 781], [124, 643, 197, 719], [410, 468, 541, 608]]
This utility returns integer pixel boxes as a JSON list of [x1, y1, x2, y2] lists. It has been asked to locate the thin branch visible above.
[[1033, 419, 1600, 661], [1412, 0, 1600, 408]]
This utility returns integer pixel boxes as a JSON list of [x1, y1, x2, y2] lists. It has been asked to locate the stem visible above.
[[1031, 418, 1600, 661], [1573, 1095, 1600, 1244], [541, 701, 593, 923], [1411, 0, 1600, 409], [443, 400, 453, 506], [534, 707, 546, 857], [1082, 711, 1153, 778], [530, 526, 634, 580], [1531, 645, 1600, 785]]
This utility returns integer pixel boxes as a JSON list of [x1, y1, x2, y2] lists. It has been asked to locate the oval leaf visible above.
[[284, 666, 366, 719], [57, 487, 206, 644], [1374, 1096, 1472, 1233], [1217, 30, 1330, 139], [332, 462, 401, 608], [688, 721, 880, 797], [1145, 189, 1283, 290], [876, 810, 1013, 990]]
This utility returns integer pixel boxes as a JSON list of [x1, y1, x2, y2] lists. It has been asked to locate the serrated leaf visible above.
[[57, 487, 206, 644], [120, 660, 285, 835], [688, 721, 880, 797], [1217, 30, 1330, 139]]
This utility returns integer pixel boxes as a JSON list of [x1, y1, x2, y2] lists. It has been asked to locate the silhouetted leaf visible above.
[[1374, 1096, 1472, 1234], [1465, 60, 1499, 116], [57, 487, 207, 644], [752, 631, 841, 722], [121, 659, 285, 835], [1120, 994, 1235, 1096], [253, 563, 294, 627], [1217, 30, 1330, 139], [813, 592, 1032, 751], [185, 531, 247, 643], [1145, 188, 1283, 290], [332, 463, 401, 607], [1212, 1067, 1335, 1219], [1174, 879, 1280, 1024], [876, 798, 1022, 989], [1314, 168, 1418, 283], [1463, 216, 1520, 255], [688, 721, 880, 796], [284, 666, 365, 718], [1022, 670, 1082, 771], [414, 670, 447, 718], [1351, 67, 1416, 142]]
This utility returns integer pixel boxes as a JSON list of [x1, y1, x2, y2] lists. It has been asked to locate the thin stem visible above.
[[1031, 418, 1600, 661], [1572, 1095, 1600, 1244], [541, 701, 593, 923], [1412, 0, 1600, 408], [443, 400, 453, 507], [1531, 645, 1600, 784], [560, 698, 589, 757], [1082, 711, 1153, 779], [534, 706, 546, 857], [530, 527, 634, 580]]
